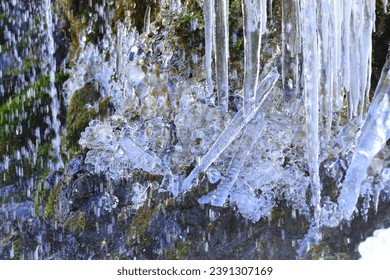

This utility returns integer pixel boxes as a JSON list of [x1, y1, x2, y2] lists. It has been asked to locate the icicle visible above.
[[342, 0, 352, 117], [383, 0, 388, 13], [242, 0, 265, 117], [349, 1, 363, 119], [331, 1, 343, 113], [144, 5, 151, 34], [261, 0, 267, 34], [300, 0, 321, 219], [281, 0, 301, 95], [119, 138, 163, 174], [318, 0, 332, 143], [214, 0, 229, 112], [338, 52, 390, 220], [116, 22, 123, 77], [359, 0, 375, 117], [181, 68, 279, 192], [198, 112, 266, 206], [204, 0, 215, 96]]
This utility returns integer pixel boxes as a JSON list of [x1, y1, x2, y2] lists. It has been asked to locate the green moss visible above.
[[65, 83, 111, 153], [11, 237, 22, 260], [175, 2, 205, 52], [306, 242, 350, 260], [56, 0, 104, 63], [64, 211, 87, 235], [132, 170, 164, 185], [127, 204, 156, 240], [2, 58, 39, 76], [44, 184, 61, 219], [114, 0, 159, 33], [165, 240, 191, 260], [33, 172, 51, 216], [0, 74, 68, 157], [0, 74, 68, 187]]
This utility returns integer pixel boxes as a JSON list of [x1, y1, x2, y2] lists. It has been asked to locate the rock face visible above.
[[1, 0, 390, 260]]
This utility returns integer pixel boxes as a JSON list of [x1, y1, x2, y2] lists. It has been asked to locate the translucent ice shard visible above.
[[119, 137, 163, 174], [203, 0, 215, 95], [358, 0, 375, 117], [300, 0, 321, 216], [198, 112, 266, 206], [338, 52, 390, 220], [144, 5, 151, 34], [181, 68, 279, 192], [281, 0, 300, 95], [214, 0, 229, 112], [242, 0, 265, 117]]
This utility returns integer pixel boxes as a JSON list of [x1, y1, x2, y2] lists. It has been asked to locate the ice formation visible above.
[[56, 0, 390, 226], [242, 0, 266, 117], [203, 0, 215, 96], [338, 53, 390, 220], [214, 0, 229, 112]]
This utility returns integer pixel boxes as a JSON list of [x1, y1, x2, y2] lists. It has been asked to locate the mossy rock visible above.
[[56, 0, 107, 63], [305, 241, 350, 260], [65, 82, 111, 154], [165, 240, 192, 260], [0, 74, 67, 157], [44, 184, 61, 219], [64, 211, 87, 235], [0, 73, 68, 187], [114, 0, 160, 33]]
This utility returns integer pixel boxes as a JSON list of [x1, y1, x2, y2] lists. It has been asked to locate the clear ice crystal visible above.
[[198, 112, 266, 207], [338, 53, 390, 220], [181, 68, 279, 192]]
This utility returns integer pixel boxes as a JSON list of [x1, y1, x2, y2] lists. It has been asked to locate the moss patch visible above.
[[64, 211, 87, 235], [114, 0, 159, 33], [305, 241, 350, 260], [44, 184, 61, 219], [0, 73, 68, 186], [65, 82, 111, 153]]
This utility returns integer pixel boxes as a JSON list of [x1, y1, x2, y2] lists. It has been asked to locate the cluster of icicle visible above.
[[71, 0, 390, 227], [187, 0, 390, 226]]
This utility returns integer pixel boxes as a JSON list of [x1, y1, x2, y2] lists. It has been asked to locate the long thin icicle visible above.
[[331, 1, 343, 113], [281, 0, 300, 95], [181, 68, 279, 192], [342, 0, 352, 109], [338, 52, 390, 220], [319, 0, 332, 143], [198, 112, 266, 206], [349, 2, 362, 119], [242, 0, 265, 117], [214, 0, 229, 112], [359, 0, 375, 117], [300, 0, 321, 218], [144, 5, 151, 34], [203, 0, 215, 96]]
